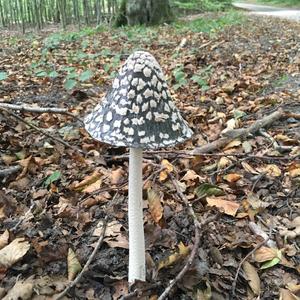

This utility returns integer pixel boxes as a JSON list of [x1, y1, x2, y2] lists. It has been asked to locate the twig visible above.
[[54, 216, 108, 300], [0, 103, 83, 123], [192, 108, 285, 155], [157, 175, 217, 300], [259, 128, 293, 153], [0, 108, 85, 154], [0, 165, 21, 177], [231, 224, 273, 298]]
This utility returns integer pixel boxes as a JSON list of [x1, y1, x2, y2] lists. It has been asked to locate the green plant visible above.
[[174, 11, 244, 34], [173, 66, 188, 90], [63, 68, 94, 90], [191, 65, 213, 91]]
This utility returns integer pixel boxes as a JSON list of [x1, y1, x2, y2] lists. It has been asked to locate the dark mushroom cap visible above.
[[84, 51, 193, 149]]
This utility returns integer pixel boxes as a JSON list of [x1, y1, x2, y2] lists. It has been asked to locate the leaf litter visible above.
[[0, 12, 300, 300]]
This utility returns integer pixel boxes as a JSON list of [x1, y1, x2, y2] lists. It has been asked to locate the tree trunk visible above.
[[19, 0, 25, 33], [116, 0, 173, 27]]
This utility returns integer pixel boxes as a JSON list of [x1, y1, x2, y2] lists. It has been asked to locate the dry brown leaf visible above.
[[241, 161, 259, 174], [224, 139, 242, 150], [242, 261, 260, 296], [158, 241, 189, 271], [0, 230, 9, 250], [16, 155, 32, 180], [254, 246, 278, 262], [206, 196, 240, 216], [67, 248, 82, 281], [2, 279, 33, 300], [71, 170, 102, 191], [265, 164, 282, 177], [0, 237, 30, 268], [94, 220, 129, 249], [111, 167, 125, 185], [217, 156, 232, 170], [279, 288, 300, 300], [159, 159, 173, 181], [82, 178, 102, 193], [147, 188, 163, 224], [286, 282, 300, 294], [288, 163, 300, 178], [1, 154, 16, 165], [181, 169, 200, 183], [223, 173, 242, 183]]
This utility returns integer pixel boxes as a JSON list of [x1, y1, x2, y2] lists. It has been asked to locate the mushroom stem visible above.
[[128, 147, 146, 283]]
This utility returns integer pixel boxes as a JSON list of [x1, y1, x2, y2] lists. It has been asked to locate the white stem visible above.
[[128, 147, 145, 283]]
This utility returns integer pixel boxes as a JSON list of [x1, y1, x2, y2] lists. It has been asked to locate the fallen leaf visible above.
[[147, 188, 163, 224], [288, 163, 300, 178], [242, 261, 260, 296], [223, 173, 242, 183], [254, 246, 280, 262], [241, 161, 259, 174], [2, 279, 33, 300], [67, 248, 82, 281], [195, 183, 225, 198], [217, 156, 232, 169], [111, 167, 125, 185], [224, 139, 242, 150], [257, 164, 281, 177], [279, 288, 299, 300], [82, 179, 102, 193], [286, 282, 300, 294], [16, 155, 32, 179], [206, 196, 240, 216], [43, 170, 62, 187], [0, 237, 30, 268], [94, 220, 128, 249], [260, 256, 281, 269], [159, 159, 173, 181], [181, 169, 200, 183], [158, 241, 189, 271], [71, 170, 102, 191], [0, 230, 9, 250]]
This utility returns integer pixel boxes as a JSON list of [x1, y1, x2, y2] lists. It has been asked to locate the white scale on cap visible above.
[[85, 51, 193, 149]]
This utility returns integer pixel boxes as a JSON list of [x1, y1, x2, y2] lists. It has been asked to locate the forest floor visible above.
[[0, 11, 299, 300]]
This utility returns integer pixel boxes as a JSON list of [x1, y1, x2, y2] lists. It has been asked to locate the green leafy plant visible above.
[[44, 170, 62, 187], [173, 66, 188, 90], [63, 69, 94, 90], [191, 65, 213, 91]]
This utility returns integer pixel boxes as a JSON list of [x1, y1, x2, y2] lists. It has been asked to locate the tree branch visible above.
[[0, 103, 83, 123]]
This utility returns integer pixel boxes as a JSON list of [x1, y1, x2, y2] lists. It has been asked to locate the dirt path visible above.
[[233, 2, 300, 20]]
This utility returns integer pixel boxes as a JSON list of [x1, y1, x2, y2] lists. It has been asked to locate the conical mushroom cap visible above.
[[84, 51, 193, 149]]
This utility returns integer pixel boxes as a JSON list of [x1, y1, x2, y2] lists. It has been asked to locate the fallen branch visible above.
[[192, 108, 284, 155], [54, 216, 108, 300], [0, 165, 21, 177], [0, 103, 83, 123], [157, 175, 217, 300], [1, 108, 85, 155]]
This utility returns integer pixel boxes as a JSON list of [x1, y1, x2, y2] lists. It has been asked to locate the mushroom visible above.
[[84, 51, 193, 283]]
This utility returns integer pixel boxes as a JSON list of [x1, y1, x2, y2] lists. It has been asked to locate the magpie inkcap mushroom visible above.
[[84, 51, 193, 148], [84, 50, 193, 284]]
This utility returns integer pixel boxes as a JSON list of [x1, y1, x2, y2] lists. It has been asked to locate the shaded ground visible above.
[[0, 12, 299, 300]]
